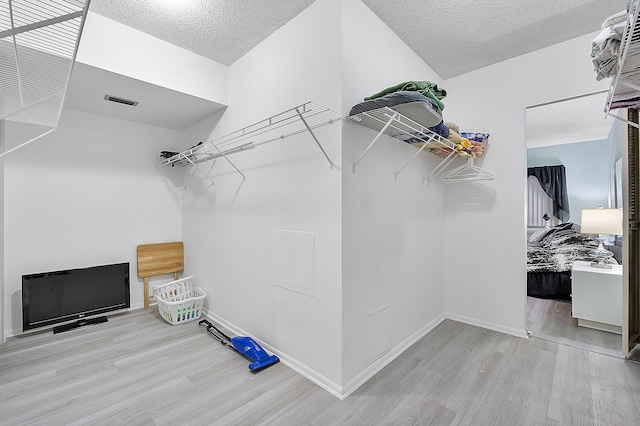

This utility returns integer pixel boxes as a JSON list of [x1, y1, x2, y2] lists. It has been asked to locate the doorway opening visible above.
[[525, 90, 624, 358]]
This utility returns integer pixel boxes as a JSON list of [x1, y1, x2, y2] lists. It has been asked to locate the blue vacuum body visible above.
[[231, 336, 280, 371], [199, 319, 280, 371]]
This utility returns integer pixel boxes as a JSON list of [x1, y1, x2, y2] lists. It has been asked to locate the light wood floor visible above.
[[2, 309, 640, 425], [527, 296, 623, 358]]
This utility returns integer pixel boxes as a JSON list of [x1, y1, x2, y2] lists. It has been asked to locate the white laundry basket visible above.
[[152, 276, 207, 325]]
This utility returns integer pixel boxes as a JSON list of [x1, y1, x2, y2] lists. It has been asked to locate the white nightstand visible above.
[[571, 260, 623, 334]]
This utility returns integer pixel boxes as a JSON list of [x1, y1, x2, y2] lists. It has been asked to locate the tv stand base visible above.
[[53, 316, 108, 334]]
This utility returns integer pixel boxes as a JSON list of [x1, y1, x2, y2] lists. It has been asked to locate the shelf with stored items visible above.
[[158, 102, 343, 187], [159, 99, 494, 188], [603, 0, 640, 128], [345, 105, 494, 184]]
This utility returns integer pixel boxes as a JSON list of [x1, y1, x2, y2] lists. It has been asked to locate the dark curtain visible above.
[[528, 165, 570, 222]]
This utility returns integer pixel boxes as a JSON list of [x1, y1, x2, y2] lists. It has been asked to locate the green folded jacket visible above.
[[364, 80, 447, 111]]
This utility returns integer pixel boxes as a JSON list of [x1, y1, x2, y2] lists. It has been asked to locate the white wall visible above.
[[180, 0, 453, 395], [1, 120, 5, 343], [181, 0, 344, 393], [3, 108, 185, 336], [340, 0, 448, 390], [77, 12, 228, 105], [442, 32, 612, 334]]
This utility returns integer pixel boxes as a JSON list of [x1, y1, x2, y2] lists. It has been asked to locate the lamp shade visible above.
[[580, 208, 623, 235]]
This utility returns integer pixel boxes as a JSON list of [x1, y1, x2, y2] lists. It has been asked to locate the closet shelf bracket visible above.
[[606, 111, 640, 129], [351, 110, 400, 173], [212, 143, 246, 182], [183, 153, 217, 187], [295, 107, 335, 170]]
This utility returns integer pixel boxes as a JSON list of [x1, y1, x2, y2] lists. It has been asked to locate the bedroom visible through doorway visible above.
[[525, 91, 624, 358]]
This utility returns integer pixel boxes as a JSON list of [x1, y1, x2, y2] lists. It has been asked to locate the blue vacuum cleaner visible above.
[[199, 319, 279, 371]]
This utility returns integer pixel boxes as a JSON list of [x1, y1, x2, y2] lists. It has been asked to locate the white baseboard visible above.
[[3, 307, 529, 399], [202, 311, 527, 400], [340, 313, 446, 398], [130, 301, 146, 310], [444, 312, 529, 339], [205, 312, 448, 400], [203, 311, 345, 399]]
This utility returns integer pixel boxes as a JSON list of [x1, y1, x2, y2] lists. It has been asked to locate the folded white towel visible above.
[[601, 9, 629, 30]]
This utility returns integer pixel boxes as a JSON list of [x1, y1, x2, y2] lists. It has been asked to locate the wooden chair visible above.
[[137, 242, 184, 308]]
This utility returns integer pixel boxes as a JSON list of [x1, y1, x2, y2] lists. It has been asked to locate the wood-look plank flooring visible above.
[[1, 309, 640, 425], [527, 296, 622, 358]]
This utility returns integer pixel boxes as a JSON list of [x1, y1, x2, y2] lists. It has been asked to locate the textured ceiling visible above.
[[88, 0, 316, 67], [75, 0, 625, 137], [363, 0, 625, 79], [89, 0, 625, 79], [526, 91, 613, 149]]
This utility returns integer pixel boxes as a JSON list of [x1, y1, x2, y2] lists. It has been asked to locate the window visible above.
[[527, 176, 558, 227]]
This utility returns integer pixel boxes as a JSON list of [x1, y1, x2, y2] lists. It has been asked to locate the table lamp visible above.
[[580, 207, 623, 269]]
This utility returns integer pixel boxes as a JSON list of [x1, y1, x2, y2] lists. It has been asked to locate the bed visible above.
[[526, 223, 617, 299]]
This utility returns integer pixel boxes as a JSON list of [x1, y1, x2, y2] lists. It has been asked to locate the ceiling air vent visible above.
[[104, 94, 139, 106]]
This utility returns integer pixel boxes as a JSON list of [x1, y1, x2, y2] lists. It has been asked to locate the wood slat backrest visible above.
[[137, 242, 184, 278]]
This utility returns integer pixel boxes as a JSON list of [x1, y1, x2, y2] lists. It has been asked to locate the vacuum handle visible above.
[[199, 319, 233, 342]]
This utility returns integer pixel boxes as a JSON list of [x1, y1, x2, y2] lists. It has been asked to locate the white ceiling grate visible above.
[[0, 0, 90, 158]]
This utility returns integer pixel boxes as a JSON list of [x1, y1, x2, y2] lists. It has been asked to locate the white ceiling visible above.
[[64, 0, 626, 135], [64, 63, 226, 130], [526, 91, 614, 149], [87, 0, 317, 70], [88, 0, 625, 79]]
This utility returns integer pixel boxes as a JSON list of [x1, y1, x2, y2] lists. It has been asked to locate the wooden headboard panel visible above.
[[137, 241, 184, 308]]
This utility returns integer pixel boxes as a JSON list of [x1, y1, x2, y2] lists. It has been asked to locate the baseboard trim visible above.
[[203, 311, 344, 399], [201, 311, 526, 400], [444, 312, 528, 339], [340, 313, 447, 399]]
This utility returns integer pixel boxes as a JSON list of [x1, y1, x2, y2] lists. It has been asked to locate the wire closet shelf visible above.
[[605, 0, 640, 128], [0, 0, 90, 158], [157, 102, 343, 181], [346, 106, 475, 184]]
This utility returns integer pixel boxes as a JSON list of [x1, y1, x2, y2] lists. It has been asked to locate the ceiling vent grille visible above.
[[104, 94, 139, 106]]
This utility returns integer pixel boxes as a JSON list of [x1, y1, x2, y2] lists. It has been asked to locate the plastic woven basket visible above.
[[152, 276, 207, 325]]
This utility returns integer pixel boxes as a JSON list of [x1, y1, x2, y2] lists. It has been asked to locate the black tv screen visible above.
[[22, 262, 130, 333]]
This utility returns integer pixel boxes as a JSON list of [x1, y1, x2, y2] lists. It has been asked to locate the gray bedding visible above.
[[527, 223, 616, 274]]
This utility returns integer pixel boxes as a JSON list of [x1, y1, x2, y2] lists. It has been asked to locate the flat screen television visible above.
[[22, 262, 130, 333]]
